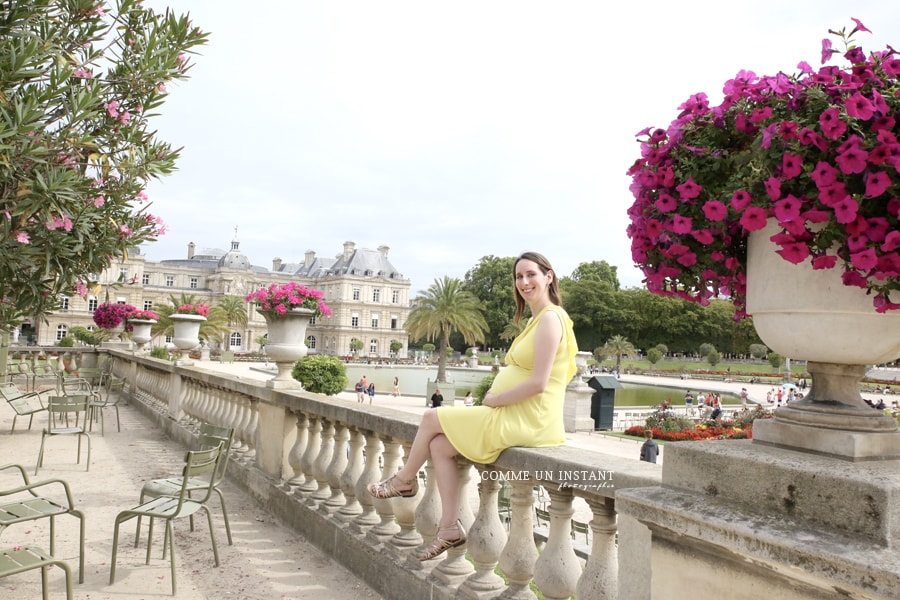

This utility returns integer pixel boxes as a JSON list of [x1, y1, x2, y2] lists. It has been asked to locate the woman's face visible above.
[[515, 259, 552, 303]]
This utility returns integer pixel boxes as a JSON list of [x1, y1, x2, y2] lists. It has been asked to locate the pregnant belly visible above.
[[491, 364, 529, 394]]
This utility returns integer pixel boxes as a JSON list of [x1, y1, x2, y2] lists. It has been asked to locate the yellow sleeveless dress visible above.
[[437, 304, 578, 464]]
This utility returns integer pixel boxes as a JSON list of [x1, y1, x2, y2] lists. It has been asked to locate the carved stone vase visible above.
[[260, 308, 314, 389]]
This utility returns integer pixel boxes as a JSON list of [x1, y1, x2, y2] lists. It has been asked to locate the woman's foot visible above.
[[367, 474, 418, 499], [419, 520, 467, 561]]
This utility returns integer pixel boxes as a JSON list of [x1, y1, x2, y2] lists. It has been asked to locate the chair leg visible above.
[[83, 433, 90, 471], [205, 507, 220, 567], [49, 515, 56, 555], [110, 518, 122, 584], [35, 433, 46, 475], [40, 563, 48, 600], [75, 509, 85, 584], [215, 488, 233, 545], [167, 520, 177, 596], [134, 494, 146, 548], [115, 405, 121, 432], [146, 517, 155, 564]]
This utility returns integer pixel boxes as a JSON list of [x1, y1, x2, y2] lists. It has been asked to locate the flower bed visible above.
[[625, 406, 772, 441]]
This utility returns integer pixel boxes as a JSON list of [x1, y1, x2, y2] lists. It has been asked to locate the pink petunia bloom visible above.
[[764, 177, 782, 200], [819, 107, 847, 140], [782, 152, 803, 179], [882, 58, 900, 76], [850, 17, 871, 34], [676, 177, 702, 199], [833, 197, 860, 224], [810, 161, 838, 189], [846, 92, 875, 120], [842, 270, 869, 288], [677, 252, 698, 267], [730, 190, 752, 212], [739, 206, 768, 231], [850, 248, 878, 271], [692, 229, 715, 244], [701, 200, 728, 221], [776, 242, 810, 264], [821, 38, 836, 64], [847, 234, 870, 253], [865, 170, 892, 198], [774, 195, 802, 222], [798, 127, 829, 152], [670, 215, 693, 234], [750, 106, 773, 124], [812, 254, 838, 269], [654, 192, 677, 213], [834, 145, 868, 174]]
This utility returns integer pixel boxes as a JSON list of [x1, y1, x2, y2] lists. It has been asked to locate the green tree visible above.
[[707, 349, 721, 367], [646, 347, 662, 368], [699, 343, 716, 358], [569, 260, 620, 290], [749, 344, 769, 361], [349, 338, 363, 355], [600, 335, 637, 373], [406, 276, 488, 383], [217, 296, 249, 349], [768, 352, 785, 371], [0, 1, 207, 327], [291, 355, 348, 396], [461, 256, 516, 349], [390, 340, 403, 356]]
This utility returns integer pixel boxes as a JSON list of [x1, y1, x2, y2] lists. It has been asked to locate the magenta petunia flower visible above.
[[812, 254, 838, 269], [701, 200, 728, 221], [670, 215, 693, 234], [654, 193, 677, 213], [730, 190, 752, 212], [764, 177, 782, 200], [834, 145, 868, 174], [776, 242, 810, 264], [739, 207, 768, 231], [850, 247, 878, 270], [676, 177, 702, 200], [819, 107, 847, 140], [774, 195, 802, 221], [865, 170, 892, 198], [781, 152, 803, 179], [833, 197, 860, 224]]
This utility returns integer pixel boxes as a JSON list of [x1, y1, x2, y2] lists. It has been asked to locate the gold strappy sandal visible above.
[[367, 474, 418, 499], [419, 520, 467, 561]]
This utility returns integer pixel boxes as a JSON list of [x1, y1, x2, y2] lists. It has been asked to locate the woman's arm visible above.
[[483, 310, 563, 408]]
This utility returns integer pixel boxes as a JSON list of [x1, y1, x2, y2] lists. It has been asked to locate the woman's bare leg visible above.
[[389, 409, 444, 487], [429, 434, 461, 537]]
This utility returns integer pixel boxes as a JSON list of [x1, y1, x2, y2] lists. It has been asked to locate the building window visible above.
[[119, 267, 128, 280], [392, 290, 400, 304], [369, 339, 378, 354], [144, 300, 153, 311], [88, 297, 98, 312], [190, 277, 199, 289], [142, 273, 150, 285], [351, 313, 359, 328], [391, 315, 398, 330], [306, 335, 316, 349], [229, 332, 242, 350], [59, 296, 69, 310], [371, 314, 379, 329], [165, 335, 173, 344], [309, 315, 317, 326], [352, 288, 360, 301], [56, 324, 68, 340], [372, 289, 380, 302], [165, 275, 174, 287]]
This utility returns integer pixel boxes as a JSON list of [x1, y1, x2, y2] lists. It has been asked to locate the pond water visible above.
[[343, 364, 740, 406]]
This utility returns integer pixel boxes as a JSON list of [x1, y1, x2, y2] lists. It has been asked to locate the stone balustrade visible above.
[[9, 347, 661, 599]]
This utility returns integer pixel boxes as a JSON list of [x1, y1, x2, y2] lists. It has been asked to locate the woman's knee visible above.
[[429, 434, 457, 459]]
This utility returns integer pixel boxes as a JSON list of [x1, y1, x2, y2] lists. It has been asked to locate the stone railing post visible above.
[[499, 479, 539, 599], [459, 467, 507, 598], [285, 411, 308, 489], [255, 396, 290, 479], [576, 496, 618, 600], [387, 441, 422, 555], [323, 422, 349, 512], [311, 419, 335, 502], [337, 427, 365, 521], [432, 460, 475, 583], [534, 487, 580, 600], [296, 415, 321, 498], [410, 462, 440, 570], [369, 436, 402, 541], [168, 370, 184, 421], [351, 430, 383, 530]]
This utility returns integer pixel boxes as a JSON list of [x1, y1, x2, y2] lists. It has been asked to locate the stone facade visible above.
[[30, 237, 412, 358]]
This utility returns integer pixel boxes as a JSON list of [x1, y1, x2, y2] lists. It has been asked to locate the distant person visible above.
[[367, 382, 375, 404], [640, 430, 659, 463], [463, 391, 474, 407], [430, 388, 444, 408], [740, 387, 749, 408], [392, 376, 400, 397], [355, 379, 365, 403]]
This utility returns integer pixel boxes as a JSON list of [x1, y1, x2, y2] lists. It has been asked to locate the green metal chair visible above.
[[0, 382, 49, 434], [87, 368, 125, 435], [0, 545, 72, 600], [110, 444, 224, 596], [35, 396, 91, 475], [135, 424, 235, 546], [0, 464, 85, 583]]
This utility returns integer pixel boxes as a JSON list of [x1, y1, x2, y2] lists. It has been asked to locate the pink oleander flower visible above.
[[246, 282, 332, 319], [626, 19, 900, 314]]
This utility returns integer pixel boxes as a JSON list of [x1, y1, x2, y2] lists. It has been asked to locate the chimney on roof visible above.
[[343, 241, 355, 261], [188, 242, 195, 259], [272, 257, 282, 272], [304, 250, 316, 269], [378, 245, 390, 258]]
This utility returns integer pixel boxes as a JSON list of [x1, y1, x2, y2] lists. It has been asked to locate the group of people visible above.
[[354, 376, 375, 404], [683, 390, 724, 419]]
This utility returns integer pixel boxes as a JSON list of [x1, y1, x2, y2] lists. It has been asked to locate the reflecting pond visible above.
[[616, 383, 740, 407]]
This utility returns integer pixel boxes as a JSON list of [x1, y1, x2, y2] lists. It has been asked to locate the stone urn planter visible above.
[[128, 319, 156, 353], [259, 307, 314, 389], [170, 314, 206, 364], [746, 221, 900, 460]]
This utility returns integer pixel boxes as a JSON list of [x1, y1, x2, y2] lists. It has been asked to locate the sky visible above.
[[139, 0, 900, 295]]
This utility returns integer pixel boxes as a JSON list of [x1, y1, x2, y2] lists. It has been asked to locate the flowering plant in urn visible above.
[[128, 309, 159, 321], [246, 282, 332, 318], [174, 303, 210, 317], [93, 302, 137, 330], [627, 19, 900, 317]]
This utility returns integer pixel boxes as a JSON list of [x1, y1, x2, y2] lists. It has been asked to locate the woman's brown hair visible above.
[[512, 251, 562, 325]]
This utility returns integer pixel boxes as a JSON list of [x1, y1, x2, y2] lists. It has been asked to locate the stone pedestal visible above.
[[563, 378, 594, 433], [616, 441, 900, 599]]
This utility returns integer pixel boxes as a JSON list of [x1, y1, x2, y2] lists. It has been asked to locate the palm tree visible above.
[[600, 335, 637, 373], [217, 295, 249, 349], [405, 276, 488, 383]]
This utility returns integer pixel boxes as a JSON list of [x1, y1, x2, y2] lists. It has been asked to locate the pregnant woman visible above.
[[367, 251, 578, 560]]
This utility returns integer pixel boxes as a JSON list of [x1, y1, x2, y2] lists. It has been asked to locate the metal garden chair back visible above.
[[35, 395, 91, 475], [0, 382, 48, 434]]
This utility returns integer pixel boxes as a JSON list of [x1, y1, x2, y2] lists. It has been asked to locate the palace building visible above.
[[29, 234, 412, 358]]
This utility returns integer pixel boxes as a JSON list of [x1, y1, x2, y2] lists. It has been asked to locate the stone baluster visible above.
[[459, 468, 507, 598], [431, 460, 475, 583], [242, 398, 258, 461], [224, 390, 244, 451], [285, 412, 309, 489], [211, 383, 228, 426], [323, 422, 349, 512], [387, 441, 421, 555], [351, 430, 383, 530], [337, 427, 365, 521], [179, 380, 196, 425], [233, 394, 251, 453], [575, 497, 618, 600], [195, 382, 212, 428], [499, 479, 539, 598], [410, 462, 440, 569], [533, 487, 580, 600], [369, 436, 402, 541], [311, 419, 335, 502], [296, 415, 321, 499]]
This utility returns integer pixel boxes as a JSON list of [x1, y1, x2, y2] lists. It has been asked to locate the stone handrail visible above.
[[106, 349, 661, 599]]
